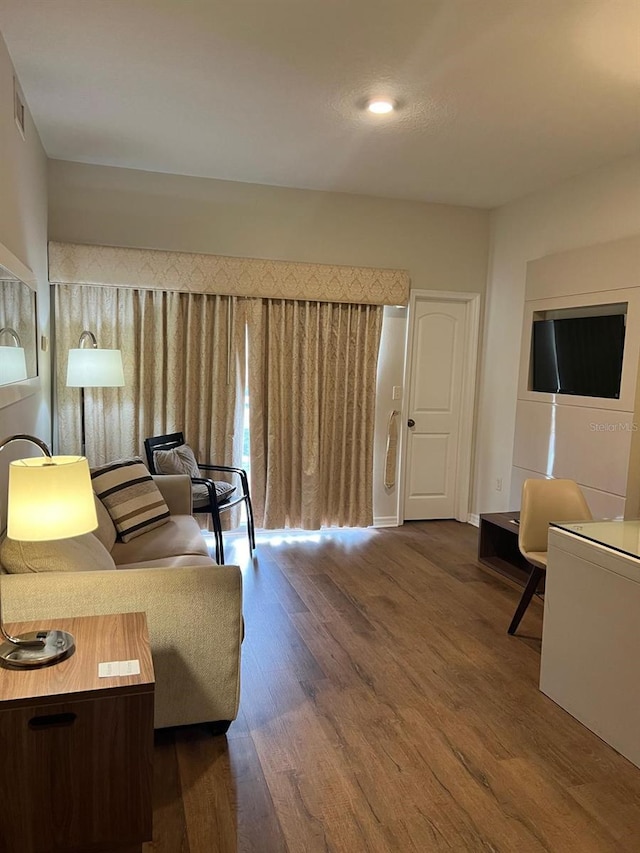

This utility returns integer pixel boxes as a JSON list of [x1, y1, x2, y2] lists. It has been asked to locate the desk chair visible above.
[[508, 478, 592, 635]]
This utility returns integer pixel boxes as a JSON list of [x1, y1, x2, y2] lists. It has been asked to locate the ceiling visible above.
[[0, 0, 638, 208]]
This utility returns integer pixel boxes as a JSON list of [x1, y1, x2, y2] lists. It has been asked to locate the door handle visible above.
[[29, 712, 77, 730], [407, 418, 415, 428]]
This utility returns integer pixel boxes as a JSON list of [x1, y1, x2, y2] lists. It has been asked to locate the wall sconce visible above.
[[66, 330, 125, 457], [0, 434, 97, 667], [0, 327, 27, 384]]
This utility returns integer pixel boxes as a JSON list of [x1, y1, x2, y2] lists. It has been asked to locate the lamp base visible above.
[[0, 630, 75, 668]]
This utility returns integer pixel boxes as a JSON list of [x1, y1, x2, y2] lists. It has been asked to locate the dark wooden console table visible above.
[[478, 511, 536, 588]]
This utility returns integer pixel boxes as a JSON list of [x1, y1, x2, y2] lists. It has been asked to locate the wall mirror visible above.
[[0, 242, 38, 406]]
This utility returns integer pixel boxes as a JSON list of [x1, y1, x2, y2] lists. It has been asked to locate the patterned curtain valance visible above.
[[48, 242, 410, 306]]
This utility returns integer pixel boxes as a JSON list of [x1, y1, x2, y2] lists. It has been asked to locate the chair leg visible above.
[[215, 531, 224, 565], [245, 494, 256, 551], [210, 505, 225, 565], [507, 566, 544, 635], [238, 469, 256, 552]]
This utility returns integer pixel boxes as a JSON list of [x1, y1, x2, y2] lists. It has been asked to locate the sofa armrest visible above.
[[1, 564, 242, 729], [153, 474, 193, 515]]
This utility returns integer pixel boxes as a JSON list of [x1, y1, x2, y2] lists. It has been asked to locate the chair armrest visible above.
[[191, 476, 220, 506], [153, 474, 193, 514], [2, 564, 243, 729], [199, 464, 247, 476], [198, 464, 250, 495]]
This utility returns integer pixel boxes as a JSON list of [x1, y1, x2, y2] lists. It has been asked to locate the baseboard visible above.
[[374, 515, 478, 527], [373, 516, 400, 528]]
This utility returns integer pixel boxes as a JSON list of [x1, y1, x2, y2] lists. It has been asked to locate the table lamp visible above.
[[0, 327, 28, 384], [0, 434, 97, 667], [66, 330, 125, 457]]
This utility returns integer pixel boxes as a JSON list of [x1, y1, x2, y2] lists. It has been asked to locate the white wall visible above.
[[0, 33, 49, 527], [474, 153, 640, 517], [47, 161, 490, 523]]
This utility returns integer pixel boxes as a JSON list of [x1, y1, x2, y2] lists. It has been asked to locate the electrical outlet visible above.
[[496, 477, 503, 492], [392, 385, 402, 400]]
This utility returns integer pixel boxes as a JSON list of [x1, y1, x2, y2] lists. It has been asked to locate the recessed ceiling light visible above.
[[367, 99, 395, 115]]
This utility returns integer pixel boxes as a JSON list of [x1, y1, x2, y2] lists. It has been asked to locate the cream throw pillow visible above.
[[153, 445, 200, 477], [91, 458, 170, 543]]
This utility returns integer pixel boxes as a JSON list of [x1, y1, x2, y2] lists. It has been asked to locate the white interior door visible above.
[[403, 298, 468, 520]]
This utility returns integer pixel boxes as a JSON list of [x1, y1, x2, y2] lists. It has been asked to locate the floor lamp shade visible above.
[[7, 456, 97, 541], [66, 348, 125, 387], [0, 345, 27, 384]]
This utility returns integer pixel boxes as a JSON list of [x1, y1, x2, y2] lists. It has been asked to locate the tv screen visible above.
[[531, 313, 625, 398]]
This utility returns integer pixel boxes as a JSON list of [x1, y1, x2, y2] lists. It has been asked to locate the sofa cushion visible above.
[[0, 533, 116, 574], [110, 515, 210, 566], [192, 480, 236, 509], [91, 458, 170, 543], [116, 554, 216, 570], [153, 445, 236, 507], [93, 494, 117, 552]]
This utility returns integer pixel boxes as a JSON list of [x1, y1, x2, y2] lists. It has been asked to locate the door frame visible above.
[[399, 290, 481, 523]]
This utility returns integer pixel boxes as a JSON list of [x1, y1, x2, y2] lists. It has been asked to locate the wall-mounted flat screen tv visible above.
[[531, 313, 626, 399]]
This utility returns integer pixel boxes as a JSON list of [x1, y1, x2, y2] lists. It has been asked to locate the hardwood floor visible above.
[[143, 521, 640, 852]]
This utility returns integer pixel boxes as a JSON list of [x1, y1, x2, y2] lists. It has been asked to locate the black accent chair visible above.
[[144, 432, 255, 565]]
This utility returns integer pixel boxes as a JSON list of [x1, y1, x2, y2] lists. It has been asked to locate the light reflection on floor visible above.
[[200, 525, 378, 561]]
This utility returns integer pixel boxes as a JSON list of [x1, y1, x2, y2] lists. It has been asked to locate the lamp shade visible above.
[[0, 345, 27, 383], [7, 456, 98, 541], [66, 348, 125, 388]]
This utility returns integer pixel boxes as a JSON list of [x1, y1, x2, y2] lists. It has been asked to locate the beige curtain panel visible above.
[[55, 285, 245, 486], [245, 298, 383, 529]]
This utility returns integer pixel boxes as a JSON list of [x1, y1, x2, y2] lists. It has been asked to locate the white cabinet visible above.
[[540, 523, 640, 769]]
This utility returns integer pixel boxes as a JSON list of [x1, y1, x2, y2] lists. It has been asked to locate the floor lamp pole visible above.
[[80, 385, 87, 458]]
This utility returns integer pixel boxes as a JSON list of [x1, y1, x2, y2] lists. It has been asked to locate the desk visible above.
[[0, 612, 154, 853], [540, 521, 640, 769]]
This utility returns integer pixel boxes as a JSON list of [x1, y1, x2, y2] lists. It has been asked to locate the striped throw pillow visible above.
[[91, 458, 170, 543]]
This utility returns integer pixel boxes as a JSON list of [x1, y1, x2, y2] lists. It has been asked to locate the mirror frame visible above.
[[0, 241, 39, 408]]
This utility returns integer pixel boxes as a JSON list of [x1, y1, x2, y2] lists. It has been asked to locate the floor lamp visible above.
[[0, 434, 97, 667], [66, 330, 125, 457]]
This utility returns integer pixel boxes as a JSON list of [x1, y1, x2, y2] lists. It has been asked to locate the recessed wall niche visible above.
[[512, 234, 640, 520], [528, 302, 627, 400]]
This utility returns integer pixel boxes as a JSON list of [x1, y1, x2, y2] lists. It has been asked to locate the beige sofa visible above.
[[0, 474, 243, 731]]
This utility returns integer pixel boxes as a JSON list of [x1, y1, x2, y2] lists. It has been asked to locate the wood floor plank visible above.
[[150, 521, 640, 851], [175, 726, 237, 853], [172, 725, 288, 853], [228, 735, 290, 853], [244, 594, 325, 681], [143, 729, 190, 853], [568, 780, 640, 852]]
